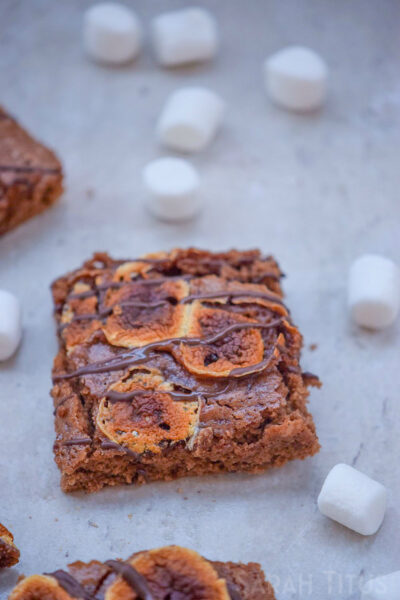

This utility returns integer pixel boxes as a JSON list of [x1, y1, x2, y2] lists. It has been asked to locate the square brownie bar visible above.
[[0, 106, 63, 235], [9, 544, 276, 599], [0, 523, 19, 569], [51, 248, 320, 493]]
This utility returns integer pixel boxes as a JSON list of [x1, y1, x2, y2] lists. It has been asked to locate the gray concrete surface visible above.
[[0, 1, 399, 598]]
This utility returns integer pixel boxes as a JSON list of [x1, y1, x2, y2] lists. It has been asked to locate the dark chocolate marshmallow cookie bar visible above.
[[9, 544, 276, 599], [0, 523, 19, 569], [0, 106, 63, 235], [51, 248, 320, 493]]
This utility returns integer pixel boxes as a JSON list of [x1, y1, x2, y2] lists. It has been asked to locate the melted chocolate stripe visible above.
[[46, 559, 241, 600], [227, 583, 243, 600], [53, 320, 282, 382], [105, 559, 155, 600], [62, 437, 91, 446], [196, 320, 281, 345], [58, 300, 167, 332], [45, 570, 94, 600], [106, 382, 233, 404], [0, 164, 61, 174], [59, 384, 233, 451], [68, 275, 192, 300], [100, 440, 141, 458], [181, 289, 284, 306], [59, 290, 282, 332], [54, 437, 92, 449]]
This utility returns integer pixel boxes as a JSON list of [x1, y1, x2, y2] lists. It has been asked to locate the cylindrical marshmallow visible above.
[[0, 290, 22, 361], [83, 3, 142, 65], [317, 464, 387, 536], [264, 45, 328, 112], [143, 157, 201, 222], [348, 254, 400, 329], [157, 87, 224, 153], [362, 571, 400, 600], [151, 7, 218, 67]]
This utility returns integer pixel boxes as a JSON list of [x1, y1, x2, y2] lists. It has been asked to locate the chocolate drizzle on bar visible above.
[[105, 381, 233, 405], [46, 556, 242, 600], [46, 569, 94, 600], [68, 274, 193, 300], [0, 164, 61, 175], [58, 300, 168, 332], [181, 289, 284, 305], [99, 439, 141, 458], [60, 287, 284, 332], [227, 582, 243, 600], [59, 437, 92, 447], [53, 320, 282, 382], [52, 253, 294, 460], [106, 559, 155, 600]]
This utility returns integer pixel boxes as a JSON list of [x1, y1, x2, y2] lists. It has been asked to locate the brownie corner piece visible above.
[[9, 544, 276, 599], [51, 247, 320, 493], [0, 106, 63, 235], [0, 523, 20, 569]]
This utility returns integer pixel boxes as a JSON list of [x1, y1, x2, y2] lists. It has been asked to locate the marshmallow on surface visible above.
[[157, 87, 224, 153], [0, 290, 22, 361], [264, 45, 328, 111], [151, 7, 218, 67], [348, 254, 400, 329], [317, 464, 387, 536], [84, 3, 142, 65], [143, 157, 201, 222]]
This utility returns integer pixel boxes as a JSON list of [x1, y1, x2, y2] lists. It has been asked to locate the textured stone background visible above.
[[0, 1, 399, 597]]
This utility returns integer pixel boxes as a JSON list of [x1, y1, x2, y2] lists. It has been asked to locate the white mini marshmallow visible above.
[[0, 290, 22, 361], [264, 45, 328, 111], [348, 254, 400, 329], [362, 571, 400, 600], [84, 3, 142, 65], [317, 464, 387, 535], [143, 157, 201, 222], [157, 87, 224, 153], [151, 7, 218, 67]]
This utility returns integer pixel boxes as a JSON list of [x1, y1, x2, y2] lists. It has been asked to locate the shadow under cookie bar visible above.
[[0, 107, 63, 235], [51, 248, 320, 493], [0, 523, 19, 569], [9, 544, 276, 599]]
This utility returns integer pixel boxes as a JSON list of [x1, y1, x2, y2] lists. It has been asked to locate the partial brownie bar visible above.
[[0, 106, 63, 235], [9, 544, 276, 599], [51, 248, 320, 493], [0, 523, 19, 569]]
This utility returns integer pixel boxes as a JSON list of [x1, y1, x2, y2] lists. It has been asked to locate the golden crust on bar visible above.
[[102, 280, 189, 349], [97, 367, 199, 454], [175, 303, 265, 378], [8, 575, 72, 599], [105, 546, 230, 600]]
